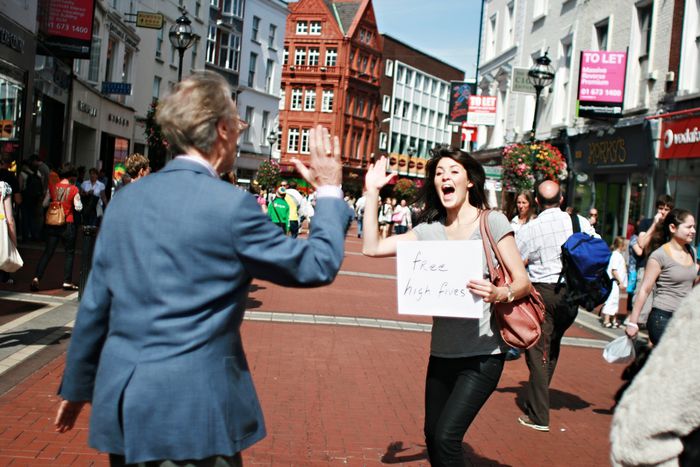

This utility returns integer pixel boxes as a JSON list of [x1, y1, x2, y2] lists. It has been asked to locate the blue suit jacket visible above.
[[59, 158, 352, 463]]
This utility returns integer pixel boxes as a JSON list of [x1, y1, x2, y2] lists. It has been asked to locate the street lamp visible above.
[[169, 8, 195, 82], [267, 132, 278, 161], [528, 51, 555, 140]]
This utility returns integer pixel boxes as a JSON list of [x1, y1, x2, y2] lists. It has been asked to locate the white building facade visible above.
[[476, 0, 675, 240], [235, 0, 287, 184]]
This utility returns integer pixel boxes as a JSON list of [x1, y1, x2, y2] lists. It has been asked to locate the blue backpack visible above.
[[557, 214, 612, 311]]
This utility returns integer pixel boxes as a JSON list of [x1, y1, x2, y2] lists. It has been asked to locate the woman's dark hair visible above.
[[415, 146, 488, 224], [58, 164, 76, 179], [647, 208, 693, 254]]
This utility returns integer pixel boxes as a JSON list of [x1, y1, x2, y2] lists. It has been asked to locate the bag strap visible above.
[[570, 212, 581, 234], [479, 209, 511, 284]]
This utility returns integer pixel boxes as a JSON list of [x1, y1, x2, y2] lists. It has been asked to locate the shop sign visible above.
[[577, 50, 627, 119], [448, 81, 475, 124], [483, 166, 503, 180], [102, 82, 132, 95], [0, 26, 25, 53], [108, 113, 130, 127], [37, 0, 95, 59], [466, 95, 497, 126], [136, 12, 164, 30], [77, 100, 97, 117], [659, 116, 700, 159], [511, 68, 535, 95], [570, 124, 653, 173]]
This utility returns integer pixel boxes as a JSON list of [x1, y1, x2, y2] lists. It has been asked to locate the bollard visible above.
[[79, 226, 98, 299]]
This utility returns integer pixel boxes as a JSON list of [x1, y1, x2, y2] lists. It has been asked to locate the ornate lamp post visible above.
[[267, 132, 278, 161], [169, 8, 195, 82], [527, 51, 555, 140]]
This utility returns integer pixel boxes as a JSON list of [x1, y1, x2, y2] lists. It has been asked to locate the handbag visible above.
[[0, 185, 23, 273], [45, 201, 66, 226], [479, 210, 545, 350], [391, 211, 404, 223]]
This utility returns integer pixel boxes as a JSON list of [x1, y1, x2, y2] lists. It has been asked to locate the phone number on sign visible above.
[[580, 88, 622, 98], [47, 22, 89, 35]]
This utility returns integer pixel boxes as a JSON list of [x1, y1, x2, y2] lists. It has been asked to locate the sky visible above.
[[372, 0, 482, 79], [288, 0, 483, 79]]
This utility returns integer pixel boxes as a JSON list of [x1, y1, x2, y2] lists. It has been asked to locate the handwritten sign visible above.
[[397, 241, 484, 318]]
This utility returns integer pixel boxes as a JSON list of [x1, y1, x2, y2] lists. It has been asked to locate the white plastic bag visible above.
[[603, 335, 636, 364]]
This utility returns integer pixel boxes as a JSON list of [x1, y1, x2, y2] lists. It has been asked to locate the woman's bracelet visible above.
[[626, 322, 639, 329]]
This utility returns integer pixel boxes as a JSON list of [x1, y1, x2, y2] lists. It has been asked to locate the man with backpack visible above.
[[515, 180, 598, 432]]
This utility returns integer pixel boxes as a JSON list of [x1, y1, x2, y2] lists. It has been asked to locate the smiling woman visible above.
[[361, 146, 531, 466]]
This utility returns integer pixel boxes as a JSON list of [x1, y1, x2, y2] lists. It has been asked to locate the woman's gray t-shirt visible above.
[[412, 211, 512, 358], [649, 245, 697, 313]]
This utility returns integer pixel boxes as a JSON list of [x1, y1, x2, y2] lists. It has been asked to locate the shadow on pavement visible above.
[[0, 326, 71, 349], [381, 441, 427, 464], [380, 441, 513, 466], [496, 381, 592, 412]]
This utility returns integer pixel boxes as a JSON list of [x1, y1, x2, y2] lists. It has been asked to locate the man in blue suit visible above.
[[54, 71, 352, 466]]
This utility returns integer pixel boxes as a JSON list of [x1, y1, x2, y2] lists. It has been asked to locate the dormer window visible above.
[[296, 21, 308, 34]]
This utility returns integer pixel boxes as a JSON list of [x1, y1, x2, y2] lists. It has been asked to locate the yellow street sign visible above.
[[136, 12, 164, 30]]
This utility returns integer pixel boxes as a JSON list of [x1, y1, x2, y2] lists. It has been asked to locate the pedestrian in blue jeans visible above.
[[626, 209, 699, 344]]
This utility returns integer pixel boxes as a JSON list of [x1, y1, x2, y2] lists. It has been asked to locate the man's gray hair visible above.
[[156, 71, 235, 156]]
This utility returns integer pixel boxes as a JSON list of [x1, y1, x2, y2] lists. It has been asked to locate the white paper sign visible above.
[[396, 241, 484, 318]]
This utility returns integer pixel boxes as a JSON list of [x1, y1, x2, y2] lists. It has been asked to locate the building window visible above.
[[152, 76, 161, 99], [279, 89, 285, 110], [210, 0, 219, 7], [206, 26, 216, 63], [252, 16, 260, 41], [265, 59, 274, 93], [637, 3, 653, 107], [415, 74, 423, 90], [379, 132, 387, 150], [310, 21, 321, 35], [269, 24, 277, 46], [321, 89, 334, 112], [393, 98, 401, 116], [325, 48, 337, 66], [248, 52, 257, 87], [261, 110, 269, 144], [396, 66, 405, 83], [296, 21, 308, 34], [191, 39, 198, 68], [300, 128, 310, 153], [156, 27, 163, 58], [489, 14, 497, 55], [533, 0, 547, 19], [385, 59, 393, 77], [243, 106, 253, 143], [294, 47, 306, 65], [105, 37, 117, 81], [382, 95, 390, 112], [88, 37, 101, 82], [219, 32, 241, 71], [283, 47, 288, 65], [360, 55, 368, 73], [223, 0, 244, 17], [596, 20, 609, 51], [356, 98, 365, 117], [308, 48, 320, 66], [304, 89, 316, 111], [291, 88, 302, 110], [195, 0, 201, 17], [287, 128, 300, 152], [507, 1, 515, 44]]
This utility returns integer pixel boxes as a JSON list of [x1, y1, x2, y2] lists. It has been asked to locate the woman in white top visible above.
[[392, 199, 412, 235], [510, 190, 536, 234]]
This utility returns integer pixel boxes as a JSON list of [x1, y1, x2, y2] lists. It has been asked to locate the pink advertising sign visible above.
[[578, 50, 627, 104], [466, 95, 497, 126]]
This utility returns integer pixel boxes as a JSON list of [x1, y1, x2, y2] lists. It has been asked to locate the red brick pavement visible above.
[[0, 226, 624, 466]]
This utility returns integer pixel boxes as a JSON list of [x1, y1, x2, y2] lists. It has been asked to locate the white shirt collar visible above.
[[177, 154, 219, 178]]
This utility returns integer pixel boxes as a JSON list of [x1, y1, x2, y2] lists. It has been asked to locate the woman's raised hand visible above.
[[365, 156, 395, 193]]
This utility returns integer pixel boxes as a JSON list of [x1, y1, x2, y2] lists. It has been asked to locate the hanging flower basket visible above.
[[502, 142, 567, 192], [256, 160, 281, 190]]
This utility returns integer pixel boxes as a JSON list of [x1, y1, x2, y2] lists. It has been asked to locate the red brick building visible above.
[[279, 0, 382, 184]]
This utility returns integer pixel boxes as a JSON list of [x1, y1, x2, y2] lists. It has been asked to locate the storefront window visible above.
[[0, 74, 25, 161]]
